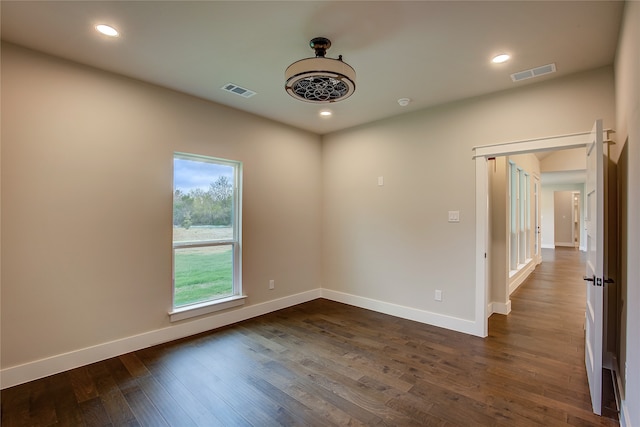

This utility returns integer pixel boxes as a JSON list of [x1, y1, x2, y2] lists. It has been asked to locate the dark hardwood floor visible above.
[[1, 248, 619, 426]]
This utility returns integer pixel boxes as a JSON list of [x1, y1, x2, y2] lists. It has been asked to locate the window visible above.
[[509, 161, 531, 273], [170, 153, 243, 321]]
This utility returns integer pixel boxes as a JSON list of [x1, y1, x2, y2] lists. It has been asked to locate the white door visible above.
[[584, 119, 605, 415]]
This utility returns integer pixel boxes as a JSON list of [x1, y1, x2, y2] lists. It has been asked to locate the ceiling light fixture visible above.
[[96, 24, 119, 37], [319, 110, 332, 117], [397, 98, 411, 107], [285, 37, 356, 103], [492, 54, 510, 64]]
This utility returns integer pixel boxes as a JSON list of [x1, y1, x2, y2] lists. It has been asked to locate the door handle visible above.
[[583, 275, 595, 283]]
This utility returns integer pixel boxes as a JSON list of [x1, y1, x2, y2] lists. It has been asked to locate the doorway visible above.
[[473, 130, 595, 336], [473, 125, 619, 417], [553, 190, 580, 248]]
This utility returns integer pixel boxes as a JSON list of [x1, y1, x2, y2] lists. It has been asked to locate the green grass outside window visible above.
[[174, 248, 233, 307]]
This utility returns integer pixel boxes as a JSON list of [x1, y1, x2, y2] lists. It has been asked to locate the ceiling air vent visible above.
[[510, 63, 556, 82], [221, 83, 256, 98]]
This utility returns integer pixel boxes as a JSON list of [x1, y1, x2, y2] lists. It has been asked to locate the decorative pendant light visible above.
[[285, 37, 356, 103]]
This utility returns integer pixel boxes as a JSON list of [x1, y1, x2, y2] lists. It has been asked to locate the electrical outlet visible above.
[[269, 279, 275, 290], [435, 289, 443, 301]]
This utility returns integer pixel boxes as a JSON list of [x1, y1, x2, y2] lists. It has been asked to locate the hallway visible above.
[[489, 247, 618, 423]]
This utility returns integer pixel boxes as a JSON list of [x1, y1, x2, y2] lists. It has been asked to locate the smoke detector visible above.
[[285, 37, 356, 103]]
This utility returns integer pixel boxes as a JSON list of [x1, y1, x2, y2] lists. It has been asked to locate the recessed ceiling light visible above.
[[319, 110, 332, 117], [96, 24, 119, 37], [397, 98, 411, 107], [492, 54, 510, 64]]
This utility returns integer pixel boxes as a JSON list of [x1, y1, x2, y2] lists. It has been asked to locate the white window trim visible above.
[[170, 153, 243, 321], [509, 161, 532, 275], [169, 294, 247, 322]]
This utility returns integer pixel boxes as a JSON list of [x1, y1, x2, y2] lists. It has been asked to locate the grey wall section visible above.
[[614, 2, 640, 424], [322, 66, 615, 323], [1, 43, 323, 368]]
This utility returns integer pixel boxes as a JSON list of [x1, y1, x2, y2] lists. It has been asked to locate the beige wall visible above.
[[322, 66, 614, 323], [509, 153, 540, 178], [1, 43, 323, 368], [0, 37, 625, 389], [541, 184, 585, 249], [553, 191, 575, 246], [540, 148, 586, 172], [614, 1, 640, 425]]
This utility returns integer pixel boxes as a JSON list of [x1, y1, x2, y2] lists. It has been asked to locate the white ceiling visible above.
[[1, 1, 624, 135]]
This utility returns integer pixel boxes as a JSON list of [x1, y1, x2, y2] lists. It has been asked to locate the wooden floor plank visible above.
[[0, 248, 619, 426], [78, 396, 113, 427], [86, 361, 138, 427]]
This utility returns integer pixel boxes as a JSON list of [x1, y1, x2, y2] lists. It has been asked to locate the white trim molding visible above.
[[472, 130, 611, 158], [1, 286, 487, 389], [509, 262, 536, 295], [488, 301, 512, 316], [1, 289, 322, 389], [472, 127, 610, 340], [475, 156, 489, 337], [321, 289, 482, 337], [169, 294, 247, 322]]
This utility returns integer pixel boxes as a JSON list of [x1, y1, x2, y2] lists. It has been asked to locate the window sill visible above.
[[169, 295, 247, 322], [508, 258, 534, 278]]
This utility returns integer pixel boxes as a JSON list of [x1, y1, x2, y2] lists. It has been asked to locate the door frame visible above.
[[472, 129, 611, 337], [534, 176, 542, 264]]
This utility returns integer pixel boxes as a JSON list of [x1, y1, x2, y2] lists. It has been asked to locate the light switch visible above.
[[448, 211, 460, 222], [378, 176, 384, 186]]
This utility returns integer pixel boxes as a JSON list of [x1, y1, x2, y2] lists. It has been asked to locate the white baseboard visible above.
[[2, 287, 487, 389], [0, 289, 322, 389], [554, 242, 576, 247], [320, 289, 481, 337], [509, 262, 535, 295], [541, 243, 555, 249], [488, 300, 511, 315]]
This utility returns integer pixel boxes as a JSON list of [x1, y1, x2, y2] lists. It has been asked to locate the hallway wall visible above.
[[541, 184, 586, 250], [553, 191, 576, 247], [613, 3, 640, 424]]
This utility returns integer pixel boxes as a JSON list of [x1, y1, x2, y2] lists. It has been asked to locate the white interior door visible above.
[[584, 119, 604, 415]]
